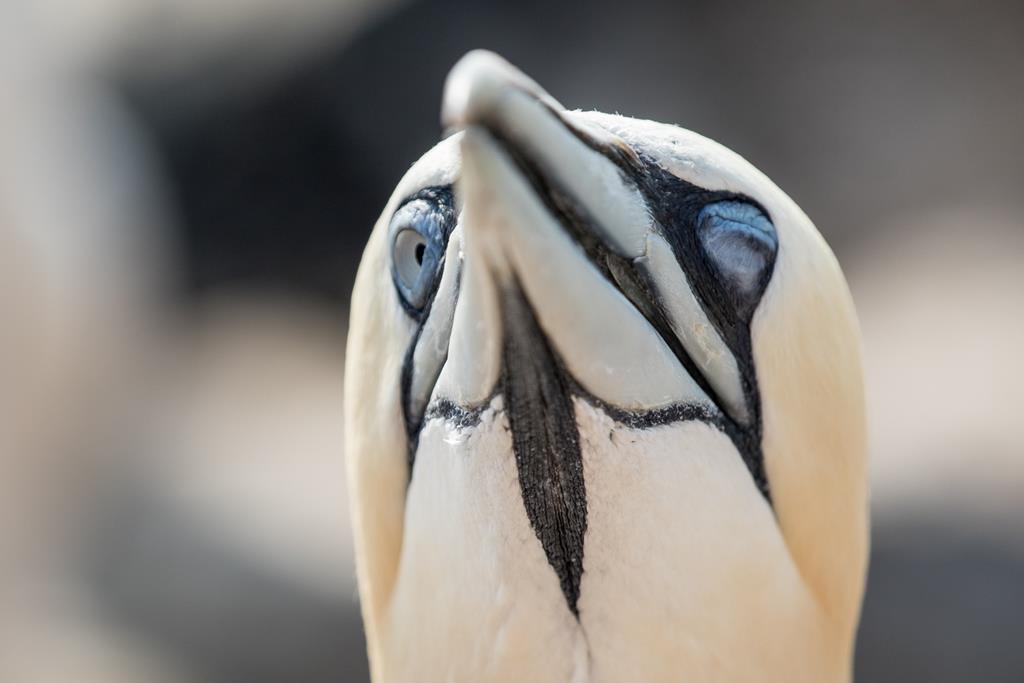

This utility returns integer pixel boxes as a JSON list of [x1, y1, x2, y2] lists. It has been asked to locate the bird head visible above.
[[345, 51, 867, 681]]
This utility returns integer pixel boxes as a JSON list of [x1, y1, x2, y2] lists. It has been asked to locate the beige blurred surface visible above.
[[1, 2, 365, 680], [0, 27, 172, 680], [854, 208, 1024, 524], [153, 295, 353, 598]]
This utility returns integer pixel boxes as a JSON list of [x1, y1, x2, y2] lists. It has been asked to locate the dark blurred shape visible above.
[[858, 515, 1024, 683], [83, 479, 368, 683], [124, 77, 383, 302], [122, 0, 1024, 302]]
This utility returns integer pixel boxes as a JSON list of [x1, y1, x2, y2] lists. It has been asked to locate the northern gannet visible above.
[[345, 51, 867, 682]]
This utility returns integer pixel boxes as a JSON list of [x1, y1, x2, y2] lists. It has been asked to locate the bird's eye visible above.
[[696, 200, 777, 319], [389, 196, 449, 312]]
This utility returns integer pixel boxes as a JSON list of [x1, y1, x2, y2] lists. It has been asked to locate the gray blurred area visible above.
[[1, 0, 1022, 681]]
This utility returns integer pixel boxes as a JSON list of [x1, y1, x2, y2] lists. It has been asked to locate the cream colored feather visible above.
[[345, 51, 867, 682]]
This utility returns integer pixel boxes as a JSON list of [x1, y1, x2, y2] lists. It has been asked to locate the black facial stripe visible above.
[[399, 318, 427, 469], [501, 282, 587, 616], [485, 127, 736, 425], [406, 124, 774, 506], [485, 123, 773, 502], [627, 156, 773, 500], [422, 396, 484, 429]]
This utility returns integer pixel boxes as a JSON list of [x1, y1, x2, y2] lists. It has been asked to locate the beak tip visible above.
[[440, 49, 564, 131], [440, 50, 507, 130]]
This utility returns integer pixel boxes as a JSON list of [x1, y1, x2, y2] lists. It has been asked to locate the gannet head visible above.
[[345, 51, 867, 682]]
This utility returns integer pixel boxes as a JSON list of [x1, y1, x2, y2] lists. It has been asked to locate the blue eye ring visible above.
[[389, 187, 456, 316], [696, 200, 777, 318]]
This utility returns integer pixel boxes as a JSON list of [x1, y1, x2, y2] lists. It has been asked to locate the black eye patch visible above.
[[622, 152, 778, 501]]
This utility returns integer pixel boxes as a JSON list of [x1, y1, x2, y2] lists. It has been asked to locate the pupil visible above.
[[414, 242, 426, 266]]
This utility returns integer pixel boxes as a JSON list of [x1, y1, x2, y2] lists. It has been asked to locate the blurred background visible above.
[[1, 0, 1022, 680]]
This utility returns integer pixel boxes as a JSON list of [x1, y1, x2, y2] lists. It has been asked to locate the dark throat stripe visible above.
[[501, 284, 588, 616]]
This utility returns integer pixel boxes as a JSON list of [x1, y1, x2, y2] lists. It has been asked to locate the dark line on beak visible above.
[[483, 128, 731, 419], [501, 281, 587, 617], [483, 119, 773, 504]]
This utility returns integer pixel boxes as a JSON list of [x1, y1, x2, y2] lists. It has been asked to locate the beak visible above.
[[426, 51, 770, 615], [432, 50, 715, 415]]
